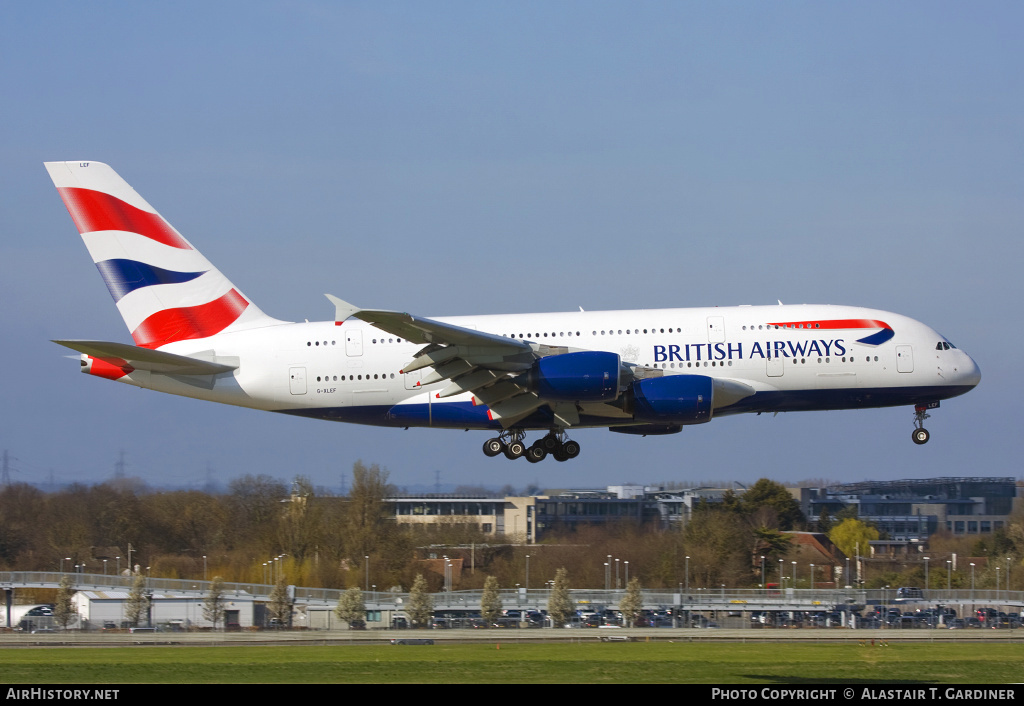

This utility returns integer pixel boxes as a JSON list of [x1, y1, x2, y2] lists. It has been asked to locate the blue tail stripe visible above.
[[95, 259, 206, 302]]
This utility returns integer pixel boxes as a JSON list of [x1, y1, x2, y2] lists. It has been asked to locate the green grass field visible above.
[[1, 642, 1022, 683]]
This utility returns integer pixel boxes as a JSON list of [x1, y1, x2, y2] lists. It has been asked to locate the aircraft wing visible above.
[[53, 340, 239, 375], [327, 295, 581, 427]]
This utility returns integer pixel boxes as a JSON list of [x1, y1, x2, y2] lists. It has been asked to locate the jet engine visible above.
[[627, 374, 715, 424], [527, 351, 621, 402]]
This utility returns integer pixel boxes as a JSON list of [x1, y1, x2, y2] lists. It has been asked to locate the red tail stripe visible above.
[[57, 187, 191, 250], [132, 289, 248, 349]]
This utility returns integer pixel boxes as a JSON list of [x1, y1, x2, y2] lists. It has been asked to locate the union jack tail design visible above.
[[45, 161, 280, 349]]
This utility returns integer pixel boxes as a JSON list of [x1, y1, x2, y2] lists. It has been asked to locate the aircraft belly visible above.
[[715, 383, 975, 415]]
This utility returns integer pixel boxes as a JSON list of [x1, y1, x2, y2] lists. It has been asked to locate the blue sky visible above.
[[1, 2, 1020, 492]]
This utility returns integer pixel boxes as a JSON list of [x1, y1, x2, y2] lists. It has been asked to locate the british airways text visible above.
[[653, 340, 848, 363]]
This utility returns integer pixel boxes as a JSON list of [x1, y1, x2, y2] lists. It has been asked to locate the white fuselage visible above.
[[110, 303, 980, 431]]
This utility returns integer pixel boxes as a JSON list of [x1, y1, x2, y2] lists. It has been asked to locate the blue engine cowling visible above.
[[527, 351, 621, 402], [630, 374, 714, 424]]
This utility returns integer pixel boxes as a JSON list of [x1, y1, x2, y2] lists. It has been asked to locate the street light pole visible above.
[[855, 542, 859, 586], [923, 556, 929, 593], [685, 556, 690, 592]]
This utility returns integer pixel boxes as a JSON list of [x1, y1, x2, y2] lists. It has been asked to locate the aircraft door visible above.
[[345, 329, 363, 356], [289, 367, 307, 395], [404, 369, 422, 390], [767, 357, 784, 377], [707, 316, 725, 343], [896, 345, 914, 373]]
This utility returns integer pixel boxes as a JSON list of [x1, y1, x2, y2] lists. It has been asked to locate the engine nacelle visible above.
[[527, 351, 621, 402], [609, 424, 683, 436], [629, 374, 714, 424]]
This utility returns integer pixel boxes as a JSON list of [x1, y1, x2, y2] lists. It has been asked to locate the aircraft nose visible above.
[[959, 353, 981, 388]]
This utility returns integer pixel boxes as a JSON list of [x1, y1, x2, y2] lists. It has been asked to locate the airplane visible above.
[[45, 161, 981, 463]]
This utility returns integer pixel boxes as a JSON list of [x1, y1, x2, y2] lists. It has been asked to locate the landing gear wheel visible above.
[[483, 438, 504, 457], [524, 446, 548, 463], [504, 440, 526, 460], [540, 434, 560, 452], [526, 444, 547, 463], [912, 428, 930, 445], [562, 440, 581, 459]]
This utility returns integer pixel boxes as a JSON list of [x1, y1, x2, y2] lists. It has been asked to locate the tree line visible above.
[[1, 465, 1020, 593]]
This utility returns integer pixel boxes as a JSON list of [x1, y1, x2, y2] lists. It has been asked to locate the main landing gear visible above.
[[912, 404, 932, 445], [482, 430, 581, 462]]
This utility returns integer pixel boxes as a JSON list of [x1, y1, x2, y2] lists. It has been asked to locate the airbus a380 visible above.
[[45, 161, 981, 463]]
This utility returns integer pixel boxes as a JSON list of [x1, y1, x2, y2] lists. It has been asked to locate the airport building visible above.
[[392, 496, 540, 543], [801, 477, 1022, 544], [71, 588, 256, 630], [389, 485, 742, 543], [391, 477, 1021, 553]]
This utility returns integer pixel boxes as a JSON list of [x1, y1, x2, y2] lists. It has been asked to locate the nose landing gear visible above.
[[912, 403, 936, 445]]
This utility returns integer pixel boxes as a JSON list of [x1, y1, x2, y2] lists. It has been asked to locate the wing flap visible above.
[[486, 392, 544, 427], [437, 369, 501, 399]]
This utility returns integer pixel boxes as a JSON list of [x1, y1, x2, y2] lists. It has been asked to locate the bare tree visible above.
[[407, 574, 433, 628], [619, 577, 643, 627], [548, 568, 573, 628], [334, 586, 365, 628], [125, 573, 149, 627], [203, 576, 226, 630], [342, 462, 395, 563], [480, 576, 502, 626], [53, 574, 76, 630], [268, 574, 292, 628]]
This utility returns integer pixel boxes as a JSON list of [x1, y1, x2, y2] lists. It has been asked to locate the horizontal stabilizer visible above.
[[53, 340, 238, 375]]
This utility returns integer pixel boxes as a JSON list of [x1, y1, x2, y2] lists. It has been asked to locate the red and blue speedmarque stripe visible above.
[[766, 318, 895, 346]]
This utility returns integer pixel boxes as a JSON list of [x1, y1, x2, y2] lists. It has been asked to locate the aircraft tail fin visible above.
[[45, 161, 282, 349]]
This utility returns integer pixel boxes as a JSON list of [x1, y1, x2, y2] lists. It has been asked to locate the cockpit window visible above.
[[936, 341, 956, 351]]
